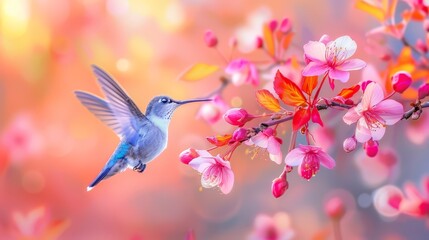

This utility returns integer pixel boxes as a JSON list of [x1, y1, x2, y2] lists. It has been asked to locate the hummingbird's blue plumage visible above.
[[75, 65, 211, 191]]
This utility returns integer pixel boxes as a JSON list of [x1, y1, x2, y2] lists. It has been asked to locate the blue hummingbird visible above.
[[75, 65, 211, 191]]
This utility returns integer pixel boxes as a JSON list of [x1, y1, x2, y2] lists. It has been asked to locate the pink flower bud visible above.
[[271, 177, 288, 198], [418, 83, 429, 99], [223, 108, 252, 126], [232, 128, 247, 143], [319, 34, 331, 45], [391, 71, 412, 93], [416, 39, 428, 53], [198, 103, 221, 124], [255, 36, 263, 49], [279, 18, 291, 33], [268, 20, 278, 32], [343, 137, 357, 153], [179, 148, 199, 164], [364, 139, 379, 157], [387, 193, 402, 209], [204, 30, 218, 48], [325, 197, 346, 220]]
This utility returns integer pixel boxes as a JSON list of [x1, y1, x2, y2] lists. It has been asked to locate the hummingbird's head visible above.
[[146, 96, 212, 120]]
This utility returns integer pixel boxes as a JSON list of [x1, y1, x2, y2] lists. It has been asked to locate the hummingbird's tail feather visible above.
[[86, 142, 131, 191]]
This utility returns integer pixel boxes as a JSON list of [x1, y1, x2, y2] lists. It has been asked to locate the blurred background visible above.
[[1, 0, 429, 239]]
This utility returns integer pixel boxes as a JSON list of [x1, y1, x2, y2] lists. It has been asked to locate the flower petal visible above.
[[269, 153, 282, 165], [337, 58, 367, 71], [317, 150, 336, 169], [329, 69, 350, 82], [303, 41, 327, 62], [267, 137, 282, 155], [343, 107, 361, 125], [355, 118, 372, 143], [188, 157, 215, 173], [331, 35, 357, 59], [362, 82, 384, 110], [371, 125, 386, 141], [251, 132, 268, 148], [284, 147, 305, 166], [219, 167, 234, 194], [372, 99, 404, 125], [302, 62, 330, 76]]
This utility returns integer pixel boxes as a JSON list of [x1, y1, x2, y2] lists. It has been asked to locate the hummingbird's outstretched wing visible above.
[[75, 65, 148, 144], [74, 91, 125, 137]]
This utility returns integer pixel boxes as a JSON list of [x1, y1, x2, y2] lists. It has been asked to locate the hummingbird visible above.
[[75, 65, 211, 191]]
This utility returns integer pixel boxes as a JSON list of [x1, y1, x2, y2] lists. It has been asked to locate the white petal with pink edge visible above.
[[355, 118, 372, 143], [343, 107, 361, 125], [303, 41, 327, 62], [284, 147, 305, 166]]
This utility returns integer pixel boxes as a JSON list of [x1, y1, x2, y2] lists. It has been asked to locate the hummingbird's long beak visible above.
[[174, 98, 212, 105]]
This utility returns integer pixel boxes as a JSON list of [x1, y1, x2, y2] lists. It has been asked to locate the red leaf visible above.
[[292, 108, 311, 131], [274, 71, 307, 107], [337, 85, 360, 99], [207, 134, 232, 146], [256, 89, 282, 112]]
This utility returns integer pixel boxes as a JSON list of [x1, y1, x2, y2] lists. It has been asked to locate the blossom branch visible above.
[[402, 101, 429, 120]]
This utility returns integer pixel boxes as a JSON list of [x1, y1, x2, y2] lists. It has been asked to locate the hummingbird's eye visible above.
[[160, 97, 169, 103]]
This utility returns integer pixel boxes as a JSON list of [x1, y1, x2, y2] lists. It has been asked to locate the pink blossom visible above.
[[188, 150, 234, 194], [251, 128, 282, 164], [302, 35, 366, 82], [343, 82, 404, 143], [248, 212, 294, 240], [0, 113, 43, 162], [225, 58, 259, 86], [389, 176, 429, 217], [284, 145, 335, 180], [197, 95, 228, 124], [325, 197, 346, 220]]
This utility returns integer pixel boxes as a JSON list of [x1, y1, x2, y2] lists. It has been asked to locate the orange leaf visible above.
[[355, 0, 385, 22], [281, 32, 294, 50], [256, 89, 282, 112], [293, 108, 311, 131], [207, 134, 232, 146], [179, 63, 219, 81], [263, 23, 275, 57], [337, 85, 360, 99], [301, 75, 318, 95], [274, 71, 307, 107]]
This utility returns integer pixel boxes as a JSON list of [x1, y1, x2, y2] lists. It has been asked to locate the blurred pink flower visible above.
[[325, 197, 346, 220], [197, 95, 228, 124], [0, 113, 44, 162], [188, 150, 234, 194], [302, 35, 366, 82], [389, 176, 429, 217], [284, 145, 335, 180], [248, 212, 294, 240], [343, 82, 403, 143], [12, 206, 68, 238], [225, 58, 259, 86], [251, 128, 282, 164]]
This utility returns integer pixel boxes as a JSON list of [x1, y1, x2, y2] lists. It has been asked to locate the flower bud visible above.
[[271, 177, 288, 198], [387, 193, 402, 209], [364, 139, 379, 157], [179, 148, 199, 164], [343, 137, 357, 153], [232, 128, 247, 143], [198, 103, 221, 124], [204, 30, 218, 48], [223, 108, 252, 126], [255, 36, 263, 49], [325, 197, 346, 220], [319, 34, 330, 45], [279, 18, 291, 33], [391, 71, 412, 93], [418, 83, 429, 100], [268, 19, 278, 32]]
